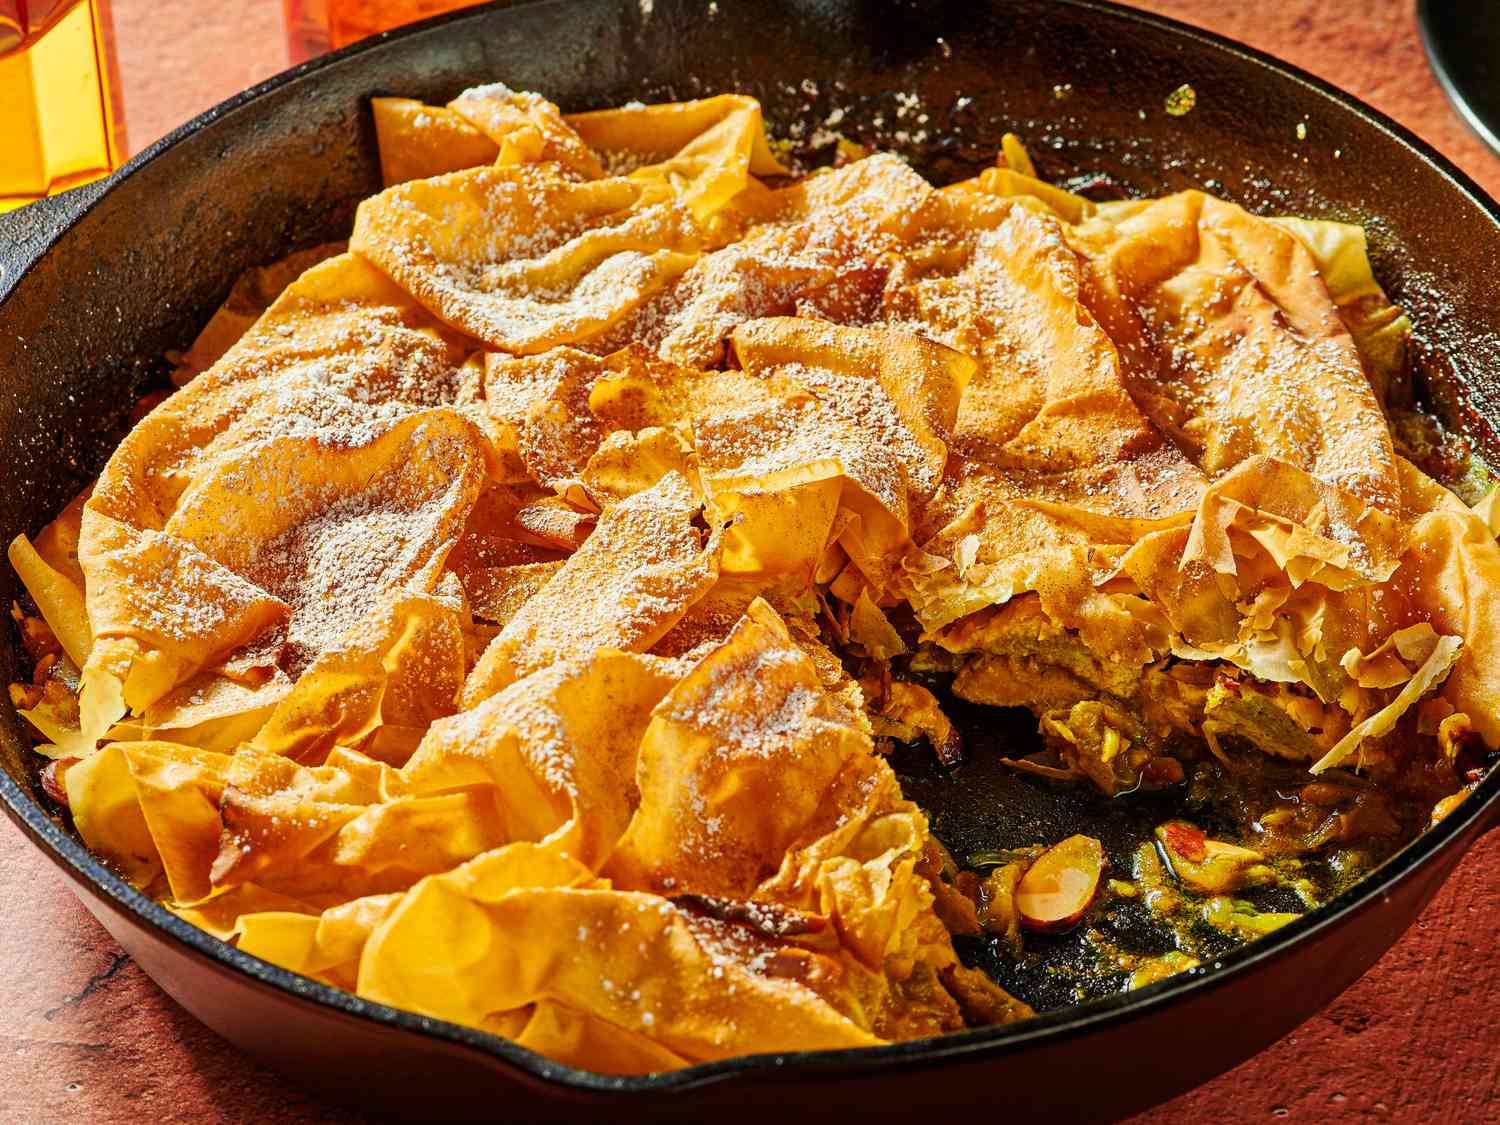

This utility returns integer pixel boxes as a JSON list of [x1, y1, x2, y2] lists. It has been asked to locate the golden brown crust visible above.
[[12, 90, 1497, 1078]]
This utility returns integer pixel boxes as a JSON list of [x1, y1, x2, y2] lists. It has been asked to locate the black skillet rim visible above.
[[2, 0, 1500, 1097]]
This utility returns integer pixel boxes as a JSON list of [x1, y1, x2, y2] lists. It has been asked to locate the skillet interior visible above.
[[3, 0, 1500, 1113]]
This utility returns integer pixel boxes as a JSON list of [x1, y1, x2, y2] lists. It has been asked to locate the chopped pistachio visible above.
[[1165, 83, 1197, 116], [1156, 821, 1277, 896], [1290, 878, 1321, 909], [1201, 895, 1300, 937], [1129, 951, 1200, 990]]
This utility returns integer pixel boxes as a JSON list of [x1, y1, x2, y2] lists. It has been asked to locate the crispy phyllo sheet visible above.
[[1071, 192, 1402, 510], [371, 97, 499, 186], [462, 471, 721, 705], [351, 164, 702, 354]]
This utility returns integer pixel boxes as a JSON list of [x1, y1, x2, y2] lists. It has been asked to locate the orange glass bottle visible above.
[[283, 0, 487, 63], [0, 0, 126, 211]]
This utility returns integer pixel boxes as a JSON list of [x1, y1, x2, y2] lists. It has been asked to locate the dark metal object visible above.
[[1419, 0, 1500, 159], [3, 1, 1500, 1119]]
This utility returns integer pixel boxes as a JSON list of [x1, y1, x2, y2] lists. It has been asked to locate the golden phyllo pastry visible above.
[[9, 85, 1499, 1076]]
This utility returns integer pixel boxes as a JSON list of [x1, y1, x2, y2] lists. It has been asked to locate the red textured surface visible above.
[[3, 2, 1500, 1122]]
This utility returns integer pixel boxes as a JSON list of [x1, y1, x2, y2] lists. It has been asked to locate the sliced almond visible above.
[[1015, 834, 1105, 933]]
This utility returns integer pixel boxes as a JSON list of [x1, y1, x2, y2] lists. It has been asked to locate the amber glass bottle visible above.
[[283, 0, 487, 63], [0, 0, 126, 211]]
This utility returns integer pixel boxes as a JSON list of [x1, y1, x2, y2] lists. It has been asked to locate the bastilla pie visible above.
[[9, 86, 1499, 1074]]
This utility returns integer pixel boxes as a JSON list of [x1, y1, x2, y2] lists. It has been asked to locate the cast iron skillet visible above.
[[3, 0, 1500, 1119]]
